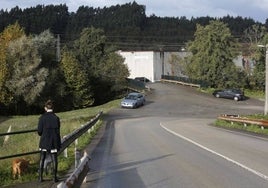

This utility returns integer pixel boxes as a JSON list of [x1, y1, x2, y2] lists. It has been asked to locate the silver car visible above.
[[121, 92, 145, 108]]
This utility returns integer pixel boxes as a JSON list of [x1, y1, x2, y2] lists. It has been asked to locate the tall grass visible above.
[[0, 99, 120, 186]]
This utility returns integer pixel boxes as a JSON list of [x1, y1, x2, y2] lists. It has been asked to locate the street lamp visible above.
[[257, 44, 268, 115]]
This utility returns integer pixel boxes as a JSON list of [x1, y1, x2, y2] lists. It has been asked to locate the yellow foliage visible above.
[[0, 22, 25, 103]]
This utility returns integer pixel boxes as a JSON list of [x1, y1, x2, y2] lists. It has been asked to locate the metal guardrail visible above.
[[0, 111, 102, 160], [58, 153, 91, 188], [58, 112, 103, 187], [0, 129, 37, 136], [0, 111, 103, 187], [161, 78, 201, 88], [59, 111, 102, 154], [218, 114, 268, 129], [0, 151, 40, 160], [161, 75, 207, 87]]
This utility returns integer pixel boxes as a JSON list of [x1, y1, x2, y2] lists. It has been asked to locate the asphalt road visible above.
[[81, 82, 268, 188]]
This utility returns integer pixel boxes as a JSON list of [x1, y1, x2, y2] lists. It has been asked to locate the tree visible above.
[[72, 26, 129, 105], [74, 27, 106, 75], [6, 34, 49, 105], [249, 33, 268, 90], [244, 24, 266, 45], [101, 52, 129, 92], [186, 20, 244, 88], [88, 51, 129, 105], [168, 53, 187, 76], [60, 50, 94, 108], [240, 24, 268, 90], [0, 22, 25, 104]]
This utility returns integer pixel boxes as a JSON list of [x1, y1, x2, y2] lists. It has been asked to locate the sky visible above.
[[1, 0, 268, 23]]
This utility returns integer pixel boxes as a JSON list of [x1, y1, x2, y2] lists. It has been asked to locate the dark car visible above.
[[121, 92, 145, 108], [134, 77, 150, 83], [212, 89, 245, 101]]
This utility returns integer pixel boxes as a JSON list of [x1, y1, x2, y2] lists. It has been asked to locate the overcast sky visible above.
[[1, 0, 268, 23]]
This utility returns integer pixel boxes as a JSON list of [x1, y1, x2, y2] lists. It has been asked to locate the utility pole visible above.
[[160, 47, 164, 77], [265, 46, 268, 115], [258, 44, 268, 115], [56, 34, 61, 62]]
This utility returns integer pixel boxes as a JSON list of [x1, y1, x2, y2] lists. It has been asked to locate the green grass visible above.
[[0, 99, 120, 186], [193, 87, 267, 135], [199, 87, 265, 100], [214, 118, 268, 135], [200, 87, 268, 135], [244, 89, 264, 100]]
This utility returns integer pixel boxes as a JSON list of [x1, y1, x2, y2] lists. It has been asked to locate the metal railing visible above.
[[218, 114, 268, 129], [161, 78, 201, 88], [0, 129, 37, 136], [58, 112, 102, 187], [57, 152, 91, 188], [161, 75, 208, 87], [0, 129, 39, 160], [0, 111, 103, 187], [59, 111, 102, 154], [0, 111, 102, 160]]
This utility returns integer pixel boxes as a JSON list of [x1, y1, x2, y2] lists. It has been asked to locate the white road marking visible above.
[[161, 123, 268, 181]]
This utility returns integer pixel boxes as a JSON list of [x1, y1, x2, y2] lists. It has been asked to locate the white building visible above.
[[118, 51, 188, 82]]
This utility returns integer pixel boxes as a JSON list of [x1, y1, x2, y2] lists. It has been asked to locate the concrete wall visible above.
[[153, 52, 163, 81], [118, 51, 189, 82], [118, 50, 250, 83], [119, 51, 155, 81]]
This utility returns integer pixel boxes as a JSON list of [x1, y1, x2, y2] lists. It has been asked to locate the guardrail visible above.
[[57, 153, 91, 188], [59, 111, 102, 154], [0, 129, 37, 136], [161, 75, 206, 87], [161, 78, 201, 88], [0, 111, 102, 160], [0, 111, 103, 187], [57, 111, 102, 187], [217, 114, 268, 129], [0, 129, 40, 160]]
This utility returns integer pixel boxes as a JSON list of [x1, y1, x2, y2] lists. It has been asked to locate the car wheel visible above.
[[234, 96, 239, 101], [215, 94, 220, 98]]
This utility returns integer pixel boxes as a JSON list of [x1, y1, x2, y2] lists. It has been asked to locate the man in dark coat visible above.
[[38, 100, 61, 182]]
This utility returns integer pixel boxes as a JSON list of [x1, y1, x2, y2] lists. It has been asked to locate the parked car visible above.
[[212, 89, 245, 101], [134, 77, 150, 83], [121, 92, 145, 108]]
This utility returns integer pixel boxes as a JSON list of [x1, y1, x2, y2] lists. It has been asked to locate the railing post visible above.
[[63, 135, 68, 158], [3, 125, 12, 145], [75, 139, 80, 168]]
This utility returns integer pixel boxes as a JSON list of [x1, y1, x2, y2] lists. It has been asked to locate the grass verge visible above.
[[199, 87, 265, 100], [214, 116, 268, 136]]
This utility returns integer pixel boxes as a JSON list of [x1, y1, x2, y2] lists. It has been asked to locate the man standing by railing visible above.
[[37, 100, 61, 183]]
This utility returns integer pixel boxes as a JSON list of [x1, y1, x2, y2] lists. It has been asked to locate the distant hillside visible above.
[[0, 2, 265, 51]]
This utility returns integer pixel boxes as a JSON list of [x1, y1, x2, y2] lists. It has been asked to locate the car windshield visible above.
[[232, 89, 242, 93], [125, 95, 137, 100]]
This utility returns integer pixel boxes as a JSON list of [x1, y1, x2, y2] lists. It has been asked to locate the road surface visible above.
[[82, 82, 268, 188]]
